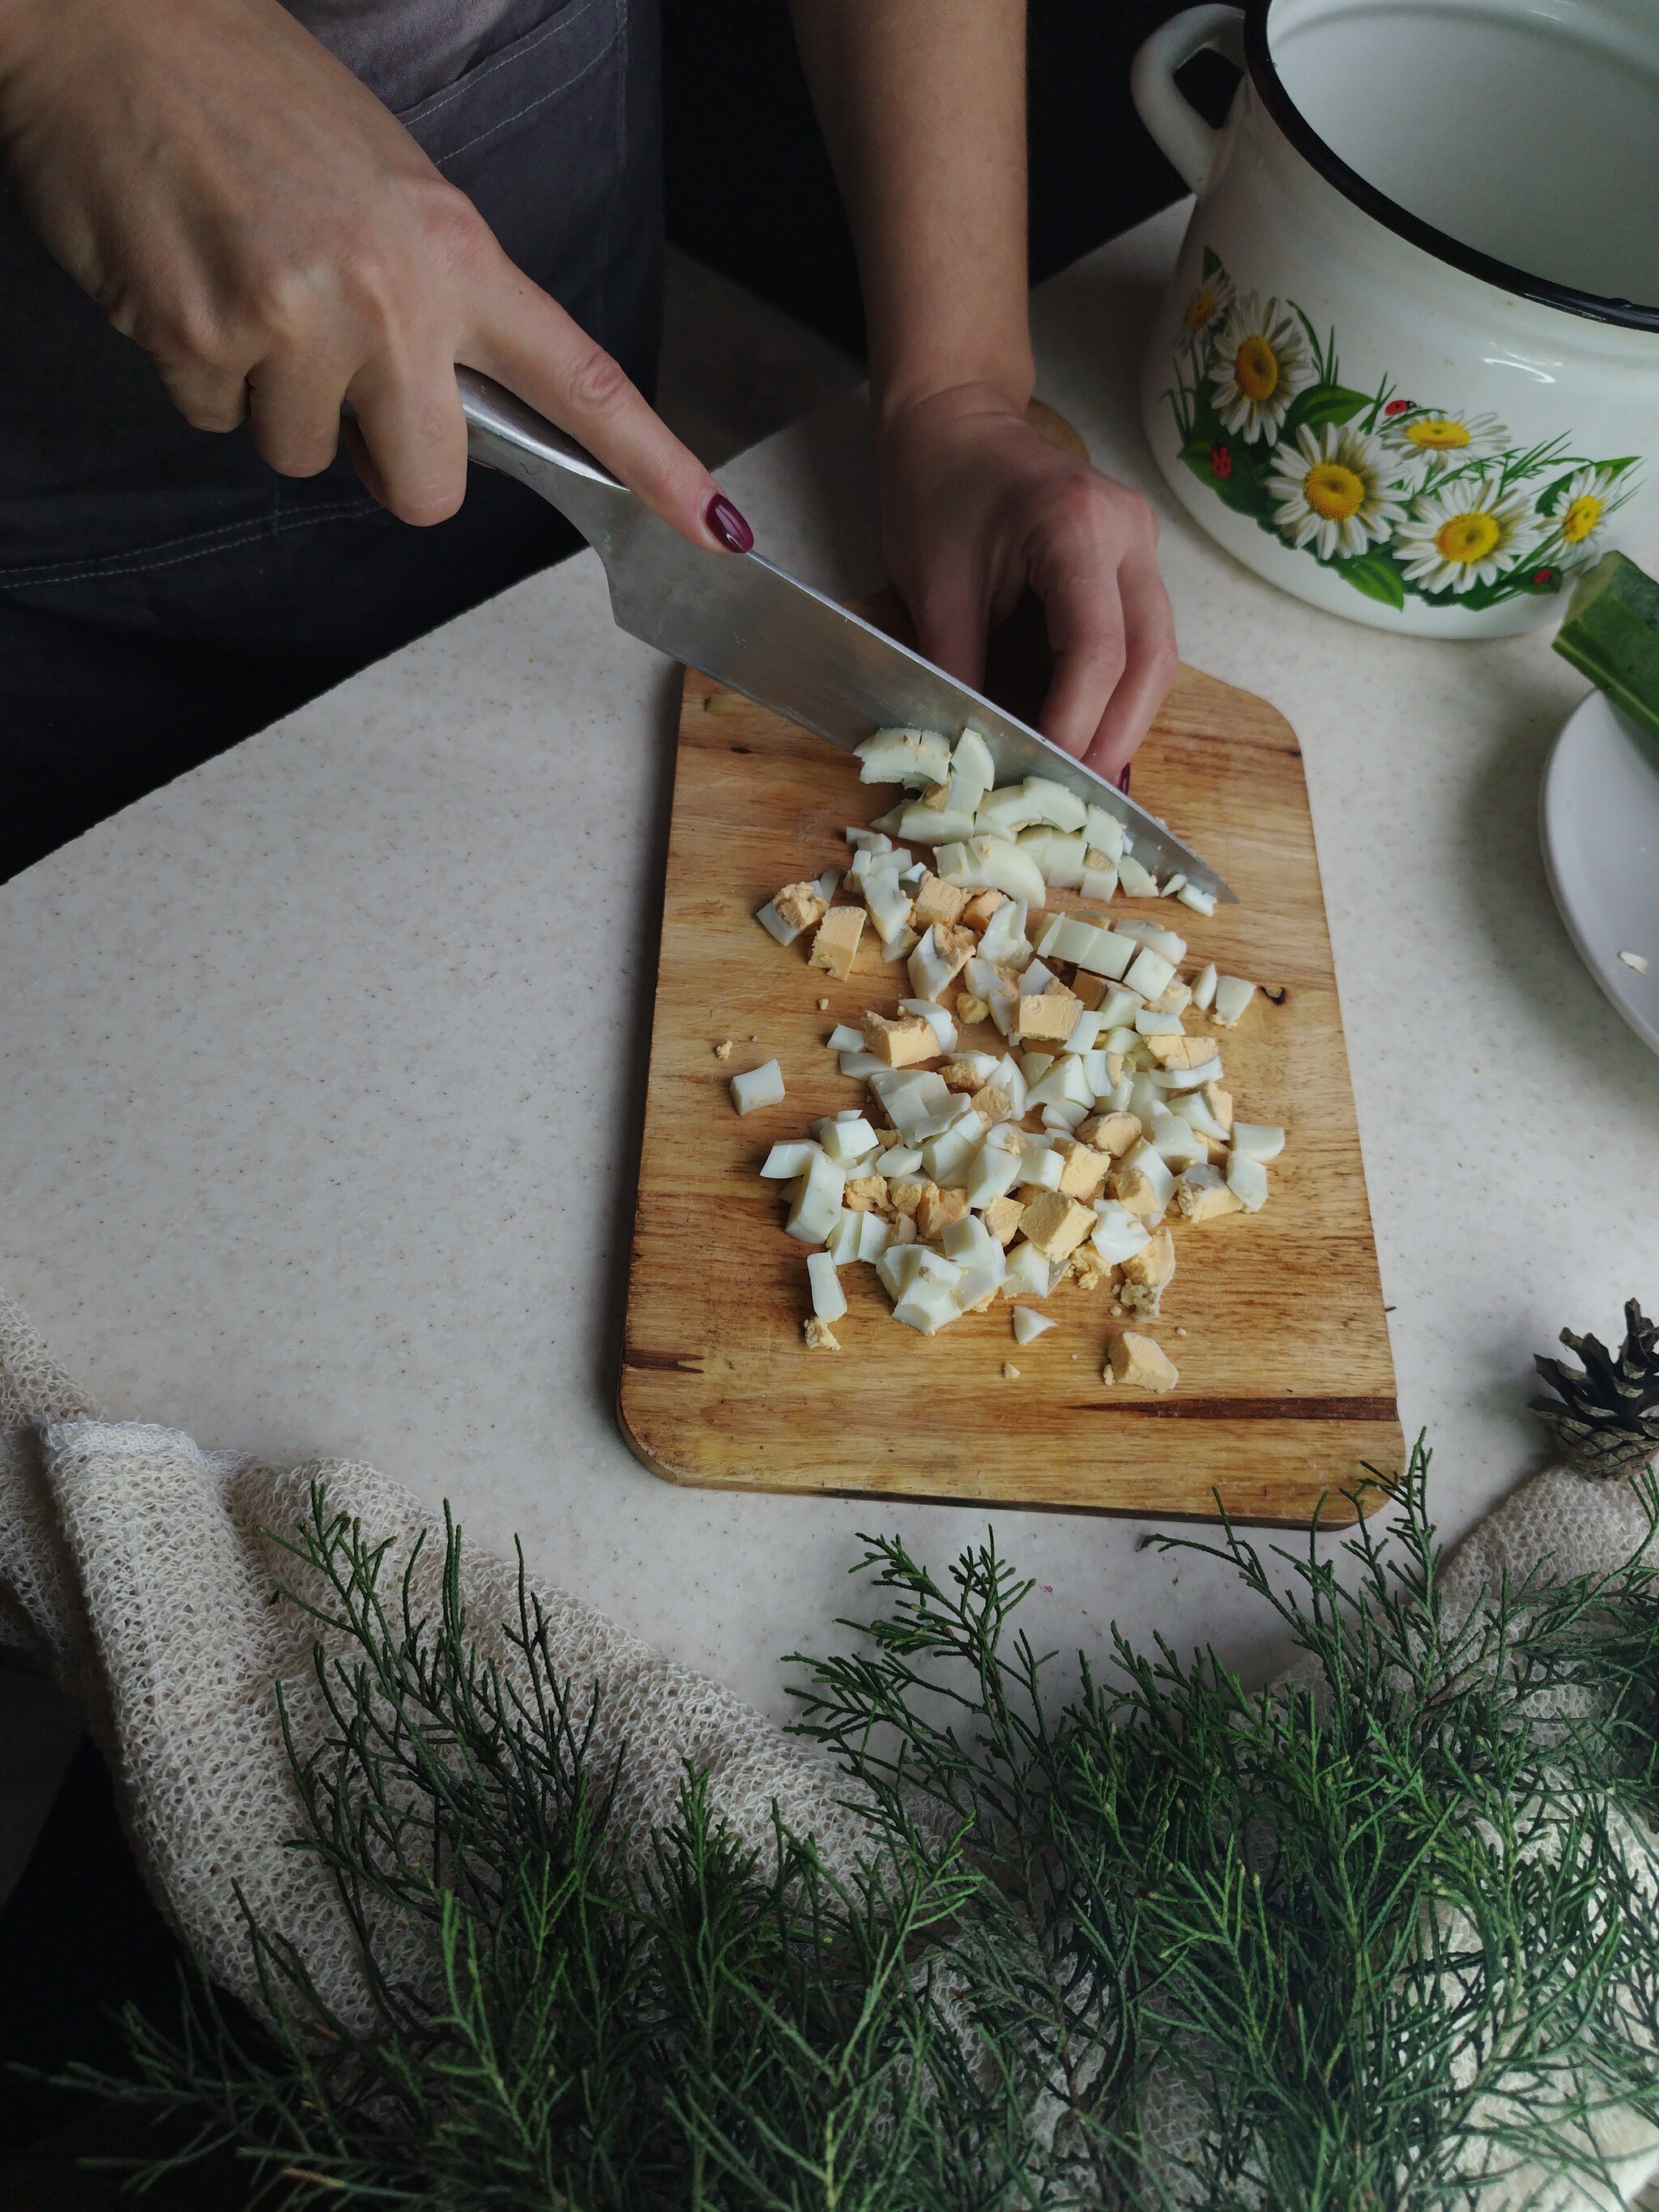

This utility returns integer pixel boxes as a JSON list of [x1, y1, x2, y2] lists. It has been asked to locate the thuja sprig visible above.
[[66, 1490, 1031, 2210], [789, 1442, 1659, 2206], [64, 1443, 1659, 2209]]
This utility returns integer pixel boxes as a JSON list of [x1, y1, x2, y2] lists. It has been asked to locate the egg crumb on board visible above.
[[714, 1039, 733, 1059], [1002, 1361, 1021, 1380], [747, 728, 1283, 1380]]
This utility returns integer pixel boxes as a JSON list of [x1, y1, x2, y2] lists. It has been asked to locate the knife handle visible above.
[[456, 367, 631, 549]]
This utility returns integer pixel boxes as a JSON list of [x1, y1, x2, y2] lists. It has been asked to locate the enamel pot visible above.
[[1130, 0, 1658, 636]]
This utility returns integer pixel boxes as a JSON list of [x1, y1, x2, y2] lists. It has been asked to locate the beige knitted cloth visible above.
[[0, 1289, 870, 2038], [1, 1282, 1656, 2204]]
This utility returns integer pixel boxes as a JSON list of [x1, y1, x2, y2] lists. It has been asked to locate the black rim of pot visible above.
[[1241, 0, 1659, 333]]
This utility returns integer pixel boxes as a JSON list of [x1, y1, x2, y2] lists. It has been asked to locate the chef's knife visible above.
[[458, 368, 1234, 903]]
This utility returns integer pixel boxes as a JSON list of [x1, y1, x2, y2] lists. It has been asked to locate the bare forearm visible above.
[[792, 0, 1175, 772], [789, 0, 1033, 429]]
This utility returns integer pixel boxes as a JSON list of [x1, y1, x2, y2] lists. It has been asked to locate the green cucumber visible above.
[[1553, 550, 1659, 746]]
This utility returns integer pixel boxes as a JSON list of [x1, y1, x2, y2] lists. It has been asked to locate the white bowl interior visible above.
[[1540, 688, 1659, 1057]]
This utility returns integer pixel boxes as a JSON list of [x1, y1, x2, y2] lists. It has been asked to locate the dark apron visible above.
[[0, 0, 660, 877]]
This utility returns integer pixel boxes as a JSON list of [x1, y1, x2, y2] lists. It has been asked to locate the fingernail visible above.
[[706, 493, 753, 553], [1117, 764, 1132, 794]]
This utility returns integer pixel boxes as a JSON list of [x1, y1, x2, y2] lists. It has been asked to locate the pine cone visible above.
[[1531, 1298, 1659, 1479]]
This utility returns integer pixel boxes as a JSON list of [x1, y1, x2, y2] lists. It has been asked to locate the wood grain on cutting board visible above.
[[620, 660, 1401, 1524]]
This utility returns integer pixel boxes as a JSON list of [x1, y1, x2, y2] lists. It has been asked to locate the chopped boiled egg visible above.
[[1120, 1227, 1175, 1318], [1174, 1163, 1243, 1222], [1015, 1142, 1064, 1193], [908, 923, 977, 1003], [1111, 1140, 1175, 1220], [753, 729, 1288, 1384], [1212, 975, 1258, 1029], [908, 873, 971, 930], [1058, 1010, 1105, 1055], [786, 1153, 845, 1242], [819, 1115, 880, 1165], [807, 1249, 847, 1323], [891, 1277, 963, 1335], [1000, 1242, 1052, 1300], [940, 1051, 1000, 1089], [934, 836, 1047, 910], [983, 1193, 1026, 1246], [755, 900, 802, 947], [860, 869, 915, 944], [1018, 1190, 1097, 1262], [808, 906, 865, 979], [1116, 918, 1187, 965], [1012, 991, 1083, 1044], [900, 997, 959, 1055], [899, 794, 979, 844], [1011, 1306, 1056, 1346], [1107, 1332, 1178, 1392], [1090, 1200, 1151, 1265], [855, 728, 953, 787], [962, 1125, 1026, 1209], [731, 1059, 786, 1116], [761, 1139, 820, 1178], [1038, 833, 1087, 890], [1149, 1057, 1226, 1093], [1123, 946, 1177, 1002], [1083, 807, 1125, 861], [1226, 1151, 1269, 1213], [860, 1011, 938, 1068]]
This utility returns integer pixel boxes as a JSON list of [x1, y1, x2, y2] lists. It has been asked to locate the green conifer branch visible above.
[[61, 1442, 1659, 2207]]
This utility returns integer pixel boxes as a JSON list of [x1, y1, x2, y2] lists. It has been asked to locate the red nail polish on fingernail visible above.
[[706, 493, 753, 553], [1117, 764, 1132, 794]]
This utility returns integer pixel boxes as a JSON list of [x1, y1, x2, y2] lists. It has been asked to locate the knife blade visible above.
[[458, 368, 1234, 903]]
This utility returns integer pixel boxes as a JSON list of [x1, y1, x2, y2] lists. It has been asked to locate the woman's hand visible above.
[[789, 0, 1178, 780], [879, 382, 1179, 779], [0, 0, 749, 549]]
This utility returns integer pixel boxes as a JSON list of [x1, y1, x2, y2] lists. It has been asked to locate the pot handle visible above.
[[1130, 6, 1246, 194]]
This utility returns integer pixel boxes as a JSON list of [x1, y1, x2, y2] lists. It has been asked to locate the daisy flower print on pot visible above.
[[1384, 407, 1509, 475], [1145, 242, 1645, 633], [1179, 261, 1235, 353], [1395, 475, 1537, 596], [1268, 422, 1408, 560], [1532, 460, 1636, 571], [1208, 293, 1311, 444]]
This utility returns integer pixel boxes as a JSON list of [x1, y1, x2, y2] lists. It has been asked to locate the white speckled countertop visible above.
[[3, 205, 1657, 1720]]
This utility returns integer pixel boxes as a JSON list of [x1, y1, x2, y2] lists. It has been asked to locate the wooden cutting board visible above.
[[619, 646, 1401, 1524]]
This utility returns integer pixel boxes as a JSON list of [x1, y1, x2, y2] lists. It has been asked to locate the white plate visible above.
[[1540, 688, 1659, 1056]]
